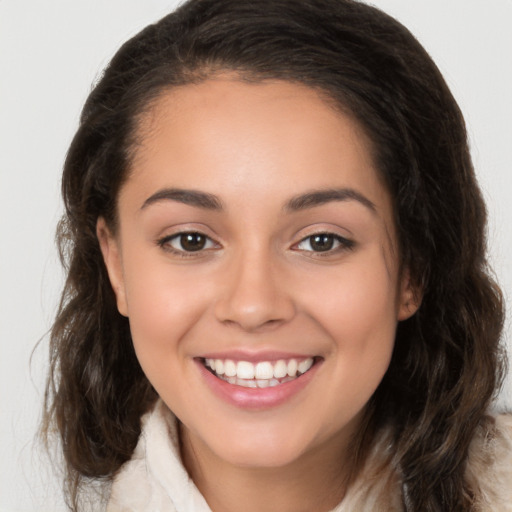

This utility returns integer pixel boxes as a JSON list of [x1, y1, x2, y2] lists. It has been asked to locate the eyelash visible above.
[[294, 232, 355, 256], [157, 232, 218, 258], [157, 231, 355, 258]]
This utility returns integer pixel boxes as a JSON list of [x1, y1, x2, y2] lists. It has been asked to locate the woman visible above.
[[42, 0, 512, 510]]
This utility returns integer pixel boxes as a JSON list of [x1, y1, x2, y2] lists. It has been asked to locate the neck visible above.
[[180, 426, 357, 512]]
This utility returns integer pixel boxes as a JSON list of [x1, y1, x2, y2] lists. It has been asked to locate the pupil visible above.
[[181, 233, 206, 251], [311, 234, 334, 251]]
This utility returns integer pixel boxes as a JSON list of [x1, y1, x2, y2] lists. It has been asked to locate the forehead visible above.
[[123, 78, 391, 219], [134, 79, 374, 171]]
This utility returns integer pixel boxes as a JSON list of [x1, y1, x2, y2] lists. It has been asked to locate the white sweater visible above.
[[107, 400, 512, 512]]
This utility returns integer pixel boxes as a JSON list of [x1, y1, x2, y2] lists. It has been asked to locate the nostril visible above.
[[214, 296, 296, 332], [219, 316, 287, 333]]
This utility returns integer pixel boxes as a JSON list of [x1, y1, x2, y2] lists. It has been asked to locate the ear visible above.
[[397, 269, 422, 321], [96, 217, 128, 317]]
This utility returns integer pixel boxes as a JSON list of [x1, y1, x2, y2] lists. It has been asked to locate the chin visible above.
[[204, 421, 318, 469], [221, 443, 307, 469]]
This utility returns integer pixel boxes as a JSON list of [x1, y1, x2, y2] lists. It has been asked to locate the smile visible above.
[[203, 357, 315, 388]]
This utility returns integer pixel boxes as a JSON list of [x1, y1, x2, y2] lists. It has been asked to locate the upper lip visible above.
[[197, 350, 318, 363]]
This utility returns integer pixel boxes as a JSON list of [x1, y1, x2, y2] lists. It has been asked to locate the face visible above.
[[98, 78, 418, 472]]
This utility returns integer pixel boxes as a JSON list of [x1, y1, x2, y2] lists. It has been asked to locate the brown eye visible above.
[[159, 231, 217, 254], [309, 234, 335, 252], [179, 233, 207, 251], [296, 233, 355, 253]]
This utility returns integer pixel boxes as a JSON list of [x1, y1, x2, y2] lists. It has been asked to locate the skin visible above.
[[98, 78, 419, 512]]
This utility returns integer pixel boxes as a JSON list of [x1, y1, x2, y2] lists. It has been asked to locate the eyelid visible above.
[[291, 230, 355, 255], [156, 229, 221, 257]]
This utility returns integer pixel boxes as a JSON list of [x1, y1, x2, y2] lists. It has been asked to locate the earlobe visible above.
[[96, 217, 129, 317], [397, 270, 422, 321]]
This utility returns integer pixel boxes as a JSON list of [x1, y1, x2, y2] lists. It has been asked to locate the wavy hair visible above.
[[42, 0, 506, 510]]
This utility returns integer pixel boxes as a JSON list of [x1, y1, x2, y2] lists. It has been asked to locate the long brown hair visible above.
[[42, 1, 506, 510]]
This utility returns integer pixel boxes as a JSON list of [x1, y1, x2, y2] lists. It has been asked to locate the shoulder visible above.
[[336, 425, 402, 511], [338, 414, 512, 512], [106, 409, 157, 512], [107, 400, 211, 512], [465, 413, 512, 511]]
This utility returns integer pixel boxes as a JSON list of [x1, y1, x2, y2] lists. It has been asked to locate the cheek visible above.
[[296, 254, 398, 400], [328, 272, 396, 340], [300, 251, 398, 332], [120, 253, 212, 374]]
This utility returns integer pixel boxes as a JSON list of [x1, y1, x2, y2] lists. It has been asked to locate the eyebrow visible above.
[[141, 188, 223, 211], [285, 188, 377, 213], [140, 186, 376, 214]]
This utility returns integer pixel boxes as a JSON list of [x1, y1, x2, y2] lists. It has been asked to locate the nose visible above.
[[213, 247, 296, 332]]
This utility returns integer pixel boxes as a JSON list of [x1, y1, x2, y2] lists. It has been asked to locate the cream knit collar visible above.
[[108, 400, 512, 512]]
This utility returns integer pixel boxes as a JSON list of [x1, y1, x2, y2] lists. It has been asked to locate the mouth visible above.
[[201, 356, 318, 389]]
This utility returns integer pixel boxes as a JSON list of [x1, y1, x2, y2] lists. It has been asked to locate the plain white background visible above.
[[1, 1, 511, 510]]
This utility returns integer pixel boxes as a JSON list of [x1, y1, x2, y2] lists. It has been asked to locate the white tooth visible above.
[[224, 360, 237, 377], [255, 361, 273, 379], [287, 359, 298, 377], [257, 379, 270, 388], [236, 378, 257, 388], [205, 358, 214, 368], [298, 358, 314, 374], [273, 360, 287, 379], [215, 359, 224, 375], [227, 376, 237, 384], [236, 361, 255, 379], [269, 379, 280, 387]]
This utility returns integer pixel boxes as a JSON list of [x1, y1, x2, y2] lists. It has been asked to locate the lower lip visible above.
[[195, 359, 320, 410]]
